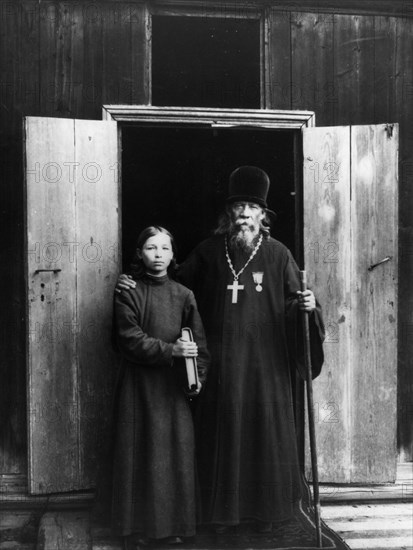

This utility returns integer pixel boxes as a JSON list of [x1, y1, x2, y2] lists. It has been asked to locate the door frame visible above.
[[103, 105, 315, 264], [102, 105, 316, 129], [102, 104, 316, 465]]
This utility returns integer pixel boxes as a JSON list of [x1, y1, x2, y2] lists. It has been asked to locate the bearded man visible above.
[[117, 166, 324, 533]]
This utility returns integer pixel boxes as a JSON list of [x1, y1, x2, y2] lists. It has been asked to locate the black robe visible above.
[[178, 235, 324, 526], [111, 274, 210, 539]]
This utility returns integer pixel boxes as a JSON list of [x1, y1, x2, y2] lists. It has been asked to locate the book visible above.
[[181, 327, 199, 391]]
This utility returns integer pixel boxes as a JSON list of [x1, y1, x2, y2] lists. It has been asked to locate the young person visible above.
[[112, 226, 209, 549]]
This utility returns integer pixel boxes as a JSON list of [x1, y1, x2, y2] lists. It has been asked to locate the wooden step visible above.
[[321, 502, 413, 550]]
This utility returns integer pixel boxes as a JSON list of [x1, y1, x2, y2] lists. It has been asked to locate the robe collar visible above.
[[143, 272, 169, 285]]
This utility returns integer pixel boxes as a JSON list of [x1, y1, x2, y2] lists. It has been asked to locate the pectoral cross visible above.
[[227, 279, 244, 304]]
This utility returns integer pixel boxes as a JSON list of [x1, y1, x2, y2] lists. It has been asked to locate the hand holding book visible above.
[[172, 337, 198, 358], [180, 327, 201, 394]]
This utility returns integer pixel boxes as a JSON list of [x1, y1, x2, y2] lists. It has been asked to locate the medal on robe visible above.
[[252, 271, 263, 292]]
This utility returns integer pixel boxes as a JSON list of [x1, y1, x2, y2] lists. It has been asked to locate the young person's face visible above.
[[138, 232, 174, 277]]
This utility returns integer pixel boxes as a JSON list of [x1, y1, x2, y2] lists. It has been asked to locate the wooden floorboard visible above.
[[91, 503, 413, 550], [65, 464, 413, 550], [318, 464, 413, 548], [319, 462, 413, 503], [2, 466, 412, 549], [321, 502, 413, 549]]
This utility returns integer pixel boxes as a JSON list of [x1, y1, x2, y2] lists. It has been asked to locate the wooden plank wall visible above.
[[0, 0, 148, 477], [285, 9, 413, 462], [0, 1, 412, 478]]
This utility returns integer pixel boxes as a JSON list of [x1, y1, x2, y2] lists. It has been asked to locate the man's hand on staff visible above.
[[115, 274, 136, 293], [296, 290, 316, 312]]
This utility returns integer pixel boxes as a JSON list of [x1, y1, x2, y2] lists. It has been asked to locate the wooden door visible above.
[[25, 117, 120, 494], [303, 124, 398, 483]]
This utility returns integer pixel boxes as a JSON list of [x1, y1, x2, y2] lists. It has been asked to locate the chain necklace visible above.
[[225, 234, 263, 303]]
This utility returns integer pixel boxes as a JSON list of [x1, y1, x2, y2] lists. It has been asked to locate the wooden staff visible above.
[[299, 270, 322, 548]]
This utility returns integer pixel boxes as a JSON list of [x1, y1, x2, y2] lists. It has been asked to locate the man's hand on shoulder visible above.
[[115, 274, 136, 294], [296, 290, 316, 312]]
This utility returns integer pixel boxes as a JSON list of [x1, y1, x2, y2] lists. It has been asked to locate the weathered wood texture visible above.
[[350, 124, 398, 482], [0, 2, 412, 478], [25, 117, 119, 493], [0, 1, 41, 476], [303, 124, 398, 483], [290, 11, 335, 125], [90, 502, 413, 549], [288, 17, 412, 471], [334, 15, 376, 125], [322, 502, 413, 550], [74, 119, 120, 485], [393, 16, 413, 464], [266, 8, 292, 109], [25, 118, 78, 493], [0, 1, 146, 476], [303, 126, 352, 483]]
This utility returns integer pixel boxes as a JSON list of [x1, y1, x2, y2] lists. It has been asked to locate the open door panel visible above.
[[25, 117, 120, 494], [303, 123, 398, 483]]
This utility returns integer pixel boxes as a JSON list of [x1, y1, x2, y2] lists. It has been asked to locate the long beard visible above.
[[228, 222, 260, 253]]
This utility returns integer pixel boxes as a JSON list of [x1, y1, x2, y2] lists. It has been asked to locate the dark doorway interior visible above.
[[122, 125, 297, 269], [121, 123, 304, 462]]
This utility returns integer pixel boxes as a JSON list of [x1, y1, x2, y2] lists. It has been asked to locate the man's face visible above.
[[229, 201, 265, 236]]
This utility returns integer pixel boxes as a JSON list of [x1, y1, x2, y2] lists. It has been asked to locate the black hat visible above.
[[226, 166, 270, 208]]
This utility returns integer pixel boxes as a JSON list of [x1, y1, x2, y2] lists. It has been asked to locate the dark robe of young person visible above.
[[111, 273, 210, 539], [177, 167, 325, 527]]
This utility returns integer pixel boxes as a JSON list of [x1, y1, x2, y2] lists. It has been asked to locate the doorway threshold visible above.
[[319, 463, 413, 504]]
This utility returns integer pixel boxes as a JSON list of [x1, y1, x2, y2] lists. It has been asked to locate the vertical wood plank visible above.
[[74, 120, 120, 486], [351, 124, 398, 482], [25, 117, 80, 493], [101, 3, 132, 104], [81, 2, 103, 119], [303, 126, 352, 483], [131, 3, 149, 104], [373, 16, 397, 121], [0, 0, 40, 475], [334, 14, 375, 125], [266, 8, 291, 109], [291, 12, 335, 124], [394, 17, 413, 462], [39, 3, 84, 117]]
